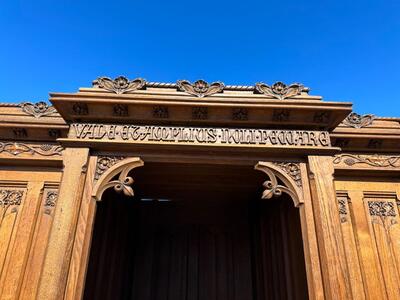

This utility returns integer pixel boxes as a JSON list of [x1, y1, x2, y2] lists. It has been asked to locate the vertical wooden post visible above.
[[308, 156, 352, 299], [37, 147, 90, 300]]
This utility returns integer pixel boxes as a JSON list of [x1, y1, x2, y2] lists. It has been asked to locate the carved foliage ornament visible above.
[[333, 154, 400, 168], [177, 80, 225, 97], [0, 142, 63, 156], [255, 82, 305, 100], [0, 189, 24, 221], [343, 112, 375, 128], [95, 156, 126, 180], [20, 102, 56, 118], [273, 162, 302, 187], [93, 76, 146, 94], [44, 190, 58, 215]]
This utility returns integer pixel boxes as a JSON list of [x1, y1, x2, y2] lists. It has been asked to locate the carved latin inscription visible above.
[[70, 123, 331, 148]]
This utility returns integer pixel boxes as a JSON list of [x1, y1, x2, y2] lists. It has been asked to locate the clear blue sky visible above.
[[1, 1, 399, 116]]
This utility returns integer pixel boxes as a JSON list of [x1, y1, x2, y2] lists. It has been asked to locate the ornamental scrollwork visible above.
[[95, 156, 126, 180], [333, 154, 400, 168], [255, 82, 306, 100], [0, 142, 63, 156], [20, 102, 57, 118], [273, 162, 302, 187], [342, 112, 375, 128], [93, 76, 146, 94], [177, 79, 225, 97]]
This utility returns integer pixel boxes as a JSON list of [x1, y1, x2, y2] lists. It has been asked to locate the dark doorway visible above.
[[83, 163, 308, 300]]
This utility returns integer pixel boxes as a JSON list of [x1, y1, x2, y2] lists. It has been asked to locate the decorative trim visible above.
[[92, 157, 144, 201], [20, 102, 56, 118], [95, 156, 126, 180], [192, 107, 208, 120], [93, 76, 146, 94], [177, 80, 224, 97], [44, 190, 58, 215], [333, 154, 400, 168], [273, 162, 302, 187], [342, 112, 375, 128], [255, 82, 305, 100], [255, 161, 302, 207], [0, 142, 63, 156]]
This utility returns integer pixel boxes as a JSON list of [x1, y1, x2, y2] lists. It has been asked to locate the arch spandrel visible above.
[[92, 157, 144, 201], [255, 161, 303, 207]]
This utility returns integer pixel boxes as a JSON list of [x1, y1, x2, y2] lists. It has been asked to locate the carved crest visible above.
[[20, 102, 56, 118], [342, 112, 375, 128], [93, 76, 146, 94], [255, 82, 305, 100], [0, 142, 63, 156], [177, 80, 224, 97]]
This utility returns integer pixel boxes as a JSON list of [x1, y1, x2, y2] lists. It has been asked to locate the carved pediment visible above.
[[255, 82, 306, 100], [93, 76, 146, 94], [342, 112, 375, 128], [20, 102, 56, 118], [177, 80, 224, 97]]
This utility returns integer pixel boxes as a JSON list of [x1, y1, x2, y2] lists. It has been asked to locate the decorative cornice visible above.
[[273, 162, 302, 187], [177, 80, 225, 97], [93, 76, 146, 94], [0, 142, 63, 156], [255, 82, 306, 100], [342, 112, 375, 128], [20, 102, 56, 118], [95, 156, 126, 180], [333, 154, 400, 168]]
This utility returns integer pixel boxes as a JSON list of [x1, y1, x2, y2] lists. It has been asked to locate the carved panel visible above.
[[273, 162, 302, 187], [177, 79, 224, 97], [342, 112, 375, 128], [333, 154, 400, 168], [336, 193, 349, 223], [93, 76, 146, 94], [20, 102, 56, 118], [368, 201, 396, 218], [95, 156, 126, 180], [48, 129, 61, 138], [0, 142, 63, 156], [255, 81, 305, 100], [0, 189, 24, 222], [44, 190, 58, 215]]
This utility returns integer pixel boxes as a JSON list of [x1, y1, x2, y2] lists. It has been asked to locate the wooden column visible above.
[[37, 148, 90, 300], [308, 156, 352, 299]]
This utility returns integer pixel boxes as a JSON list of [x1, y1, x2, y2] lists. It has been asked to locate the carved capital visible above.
[[93, 76, 146, 94], [255, 82, 306, 100], [342, 112, 375, 128], [20, 102, 56, 118], [177, 79, 224, 97], [92, 157, 144, 201], [255, 161, 302, 207]]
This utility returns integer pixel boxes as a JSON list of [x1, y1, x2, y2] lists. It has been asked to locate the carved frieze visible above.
[[273, 162, 302, 187], [255, 82, 305, 100], [95, 156, 126, 180], [20, 102, 56, 118], [342, 112, 375, 128], [333, 154, 400, 168], [0, 142, 63, 156], [177, 80, 224, 97], [93, 76, 146, 94]]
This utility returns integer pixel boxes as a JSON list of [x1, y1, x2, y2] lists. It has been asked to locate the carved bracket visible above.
[[255, 161, 303, 207], [92, 157, 144, 201]]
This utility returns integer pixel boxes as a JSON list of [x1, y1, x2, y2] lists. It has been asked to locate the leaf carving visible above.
[[93, 76, 146, 94], [20, 102, 56, 118], [342, 112, 375, 128], [177, 79, 224, 97], [255, 82, 305, 100]]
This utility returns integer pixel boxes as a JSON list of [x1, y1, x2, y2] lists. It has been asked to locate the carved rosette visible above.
[[255, 162, 302, 207], [342, 112, 375, 128], [0, 142, 63, 156], [273, 162, 302, 187], [255, 82, 305, 100], [0, 189, 24, 221], [93, 76, 146, 94], [92, 157, 144, 201], [95, 156, 126, 180], [44, 190, 58, 215], [177, 80, 224, 97], [333, 154, 400, 168], [20, 102, 56, 118]]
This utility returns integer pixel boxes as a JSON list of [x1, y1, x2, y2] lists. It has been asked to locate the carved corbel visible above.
[[92, 157, 144, 201], [255, 161, 303, 207]]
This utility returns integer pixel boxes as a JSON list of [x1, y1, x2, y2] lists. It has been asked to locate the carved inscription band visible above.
[[70, 123, 331, 147]]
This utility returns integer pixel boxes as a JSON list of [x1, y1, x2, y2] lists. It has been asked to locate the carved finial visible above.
[[342, 112, 375, 128], [93, 76, 146, 94], [177, 79, 224, 97], [20, 102, 56, 118], [255, 82, 306, 100]]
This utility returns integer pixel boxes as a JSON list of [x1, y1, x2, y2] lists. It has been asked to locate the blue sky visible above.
[[1, 0, 399, 116]]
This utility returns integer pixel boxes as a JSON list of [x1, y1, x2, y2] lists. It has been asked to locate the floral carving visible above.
[[273, 162, 302, 187], [255, 82, 305, 100], [0, 142, 63, 156], [95, 156, 125, 180], [93, 76, 146, 94], [337, 194, 348, 223], [333, 154, 400, 168], [44, 190, 58, 215], [0, 189, 24, 221], [20, 102, 56, 118], [342, 112, 375, 128], [177, 79, 224, 97], [369, 201, 396, 217]]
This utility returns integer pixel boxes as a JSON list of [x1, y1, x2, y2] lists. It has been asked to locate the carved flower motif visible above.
[[177, 79, 225, 97], [255, 81, 305, 100], [193, 80, 209, 93], [114, 76, 130, 89], [343, 112, 375, 128], [20, 101, 56, 118], [271, 82, 286, 95]]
